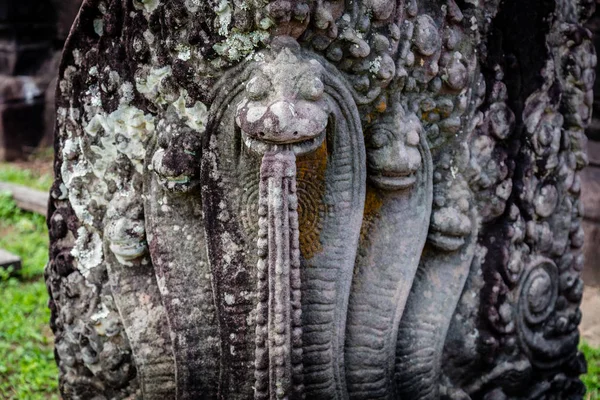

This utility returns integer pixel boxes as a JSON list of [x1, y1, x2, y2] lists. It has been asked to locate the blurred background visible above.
[[0, 1, 82, 398], [0, 0, 598, 399]]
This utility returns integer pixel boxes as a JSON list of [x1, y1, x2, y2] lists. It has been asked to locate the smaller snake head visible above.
[[236, 37, 329, 155], [151, 120, 202, 192], [428, 173, 472, 251], [366, 112, 423, 190], [105, 191, 147, 264]]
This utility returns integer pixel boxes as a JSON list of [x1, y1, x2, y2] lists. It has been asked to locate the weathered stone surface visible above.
[[47, 0, 594, 399]]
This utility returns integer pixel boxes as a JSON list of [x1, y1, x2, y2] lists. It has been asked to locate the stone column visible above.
[[46, 0, 594, 399]]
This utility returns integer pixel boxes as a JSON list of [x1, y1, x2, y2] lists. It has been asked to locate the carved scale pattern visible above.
[[255, 151, 304, 399]]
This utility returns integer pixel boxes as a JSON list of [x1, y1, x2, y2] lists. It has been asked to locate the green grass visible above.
[[0, 193, 50, 279], [0, 278, 58, 399], [0, 163, 53, 192], [582, 341, 600, 400], [0, 164, 58, 399]]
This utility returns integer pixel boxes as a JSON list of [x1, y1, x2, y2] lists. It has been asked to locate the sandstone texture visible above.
[[47, 0, 595, 399]]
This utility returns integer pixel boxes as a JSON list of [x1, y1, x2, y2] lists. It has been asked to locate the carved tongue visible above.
[[255, 150, 303, 400]]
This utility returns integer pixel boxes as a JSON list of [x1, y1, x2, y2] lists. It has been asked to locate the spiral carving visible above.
[[519, 259, 558, 326], [516, 258, 579, 370]]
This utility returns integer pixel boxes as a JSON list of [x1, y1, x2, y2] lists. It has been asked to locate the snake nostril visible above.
[[293, 131, 298, 135], [259, 132, 265, 137]]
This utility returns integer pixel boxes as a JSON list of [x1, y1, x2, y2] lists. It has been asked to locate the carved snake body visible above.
[[145, 37, 473, 400], [202, 37, 366, 399]]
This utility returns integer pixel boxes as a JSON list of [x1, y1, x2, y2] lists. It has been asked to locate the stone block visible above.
[[0, 248, 21, 272]]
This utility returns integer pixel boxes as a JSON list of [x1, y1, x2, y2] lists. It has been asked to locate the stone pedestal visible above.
[[46, 1, 594, 398]]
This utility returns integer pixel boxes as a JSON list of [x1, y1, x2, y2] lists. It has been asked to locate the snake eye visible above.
[[367, 129, 390, 149], [246, 72, 271, 101], [298, 76, 324, 101]]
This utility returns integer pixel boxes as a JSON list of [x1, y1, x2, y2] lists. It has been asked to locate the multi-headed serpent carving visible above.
[[48, 0, 592, 399]]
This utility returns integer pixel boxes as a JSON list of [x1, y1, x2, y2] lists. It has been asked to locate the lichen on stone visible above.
[[215, 0, 233, 36], [85, 104, 156, 175], [213, 31, 270, 62], [71, 226, 104, 278], [172, 93, 209, 133], [133, 0, 160, 14]]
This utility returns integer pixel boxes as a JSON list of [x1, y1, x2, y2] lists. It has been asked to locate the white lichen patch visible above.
[[369, 56, 382, 75], [91, 303, 111, 321], [85, 104, 156, 175], [71, 226, 104, 278], [60, 66, 78, 93], [176, 44, 192, 61], [213, 31, 269, 62], [219, 231, 241, 267], [60, 136, 104, 225], [133, 0, 160, 14], [143, 30, 155, 45], [120, 82, 135, 104], [72, 50, 83, 66], [93, 306, 122, 337], [86, 84, 102, 107], [94, 19, 104, 36], [469, 16, 478, 32], [172, 93, 209, 133], [215, 0, 233, 36], [136, 66, 172, 104], [224, 293, 236, 305], [185, 0, 201, 11], [128, 303, 169, 359]]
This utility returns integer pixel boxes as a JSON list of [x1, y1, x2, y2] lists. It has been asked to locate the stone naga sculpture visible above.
[[46, 0, 593, 399]]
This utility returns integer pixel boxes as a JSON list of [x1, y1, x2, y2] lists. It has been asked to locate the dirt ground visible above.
[[582, 286, 600, 347]]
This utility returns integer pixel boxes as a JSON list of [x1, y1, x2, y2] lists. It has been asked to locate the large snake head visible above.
[[235, 37, 329, 155]]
